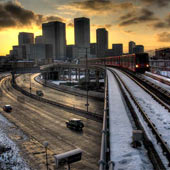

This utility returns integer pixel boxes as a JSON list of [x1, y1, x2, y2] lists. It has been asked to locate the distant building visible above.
[[129, 41, 136, 54], [133, 45, 144, 54], [155, 48, 170, 60], [18, 32, 34, 45], [74, 17, 90, 59], [105, 49, 115, 57], [66, 45, 76, 61], [42, 21, 66, 60], [35, 36, 44, 44], [90, 43, 97, 57], [97, 28, 108, 58], [11, 45, 26, 60], [112, 44, 123, 56]]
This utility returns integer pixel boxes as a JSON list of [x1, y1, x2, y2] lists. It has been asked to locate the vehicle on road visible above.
[[66, 118, 84, 131], [3, 105, 12, 112], [36, 90, 44, 97]]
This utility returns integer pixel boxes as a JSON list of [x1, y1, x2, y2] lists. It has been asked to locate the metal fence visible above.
[[99, 75, 112, 170]]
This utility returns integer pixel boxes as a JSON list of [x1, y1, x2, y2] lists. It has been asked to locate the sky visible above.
[[0, 0, 170, 55]]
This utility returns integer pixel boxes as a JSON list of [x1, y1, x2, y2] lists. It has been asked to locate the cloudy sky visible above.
[[0, 0, 170, 55]]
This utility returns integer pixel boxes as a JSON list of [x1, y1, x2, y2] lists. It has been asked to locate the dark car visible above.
[[36, 90, 44, 97], [66, 118, 84, 131], [3, 105, 12, 112]]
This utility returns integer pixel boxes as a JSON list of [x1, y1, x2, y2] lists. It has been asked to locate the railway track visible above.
[[108, 68, 170, 170], [120, 69, 170, 110], [7, 76, 103, 123]]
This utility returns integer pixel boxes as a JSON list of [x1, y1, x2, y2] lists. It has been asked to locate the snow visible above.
[[107, 70, 153, 170], [146, 71, 170, 83], [111, 68, 170, 149], [0, 113, 30, 170], [143, 74, 170, 92]]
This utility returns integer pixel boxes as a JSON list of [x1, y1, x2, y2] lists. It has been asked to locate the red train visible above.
[[88, 53, 150, 73]]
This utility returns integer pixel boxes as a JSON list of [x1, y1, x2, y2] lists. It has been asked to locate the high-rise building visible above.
[[35, 36, 44, 44], [129, 41, 136, 54], [74, 17, 90, 58], [112, 44, 123, 56], [97, 28, 108, 58], [133, 45, 144, 54], [90, 43, 97, 57], [66, 45, 76, 61], [18, 32, 34, 45], [42, 21, 66, 60]]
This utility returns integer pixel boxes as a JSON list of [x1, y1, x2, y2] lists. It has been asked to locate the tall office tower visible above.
[[35, 36, 44, 44], [97, 28, 108, 58], [133, 45, 144, 54], [74, 17, 90, 58], [18, 32, 34, 45], [90, 43, 97, 56], [42, 21, 66, 60], [129, 41, 136, 54], [112, 44, 123, 56]]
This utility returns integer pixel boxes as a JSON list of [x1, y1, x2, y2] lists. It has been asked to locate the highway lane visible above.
[[0, 76, 102, 170], [15, 74, 104, 115]]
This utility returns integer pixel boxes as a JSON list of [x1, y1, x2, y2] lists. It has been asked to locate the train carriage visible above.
[[87, 53, 149, 73]]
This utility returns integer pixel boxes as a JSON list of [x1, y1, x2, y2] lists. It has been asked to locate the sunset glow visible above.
[[0, 0, 170, 55]]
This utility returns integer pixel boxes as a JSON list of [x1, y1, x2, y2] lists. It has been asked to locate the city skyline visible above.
[[0, 0, 170, 55]]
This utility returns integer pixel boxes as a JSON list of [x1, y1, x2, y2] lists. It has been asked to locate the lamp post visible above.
[[77, 47, 90, 113], [43, 141, 49, 170], [85, 47, 89, 113], [29, 73, 32, 93]]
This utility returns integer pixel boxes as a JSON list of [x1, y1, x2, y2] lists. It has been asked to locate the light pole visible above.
[[29, 73, 32, 93], [77, 47, 90, 113], [85, 47, 89, 113], [43, 141, 49, 170]]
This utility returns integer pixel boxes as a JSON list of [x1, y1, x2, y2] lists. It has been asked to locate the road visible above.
[[15, 73, 104, 115], [0, 75, 102, 170]]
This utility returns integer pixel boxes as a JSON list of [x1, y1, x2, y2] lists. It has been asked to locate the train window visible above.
[[136, 54, 149, 64]]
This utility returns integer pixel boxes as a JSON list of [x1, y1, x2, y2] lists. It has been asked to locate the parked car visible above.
[[36, 90, 44, 97], [3, 105, 12, 112], [66, 118, 84, 131]]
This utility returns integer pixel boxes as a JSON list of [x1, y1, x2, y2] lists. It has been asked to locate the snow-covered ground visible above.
[[107, 70, 153, 170], [109, 68, 170, 167], [144, 73, 170, 92], [112, 68, 170, 148], [0, 114, 30, 170]]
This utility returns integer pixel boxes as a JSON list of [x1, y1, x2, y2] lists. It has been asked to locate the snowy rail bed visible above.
[[107, 70, 153, 170], [110, 68, 170, 168]]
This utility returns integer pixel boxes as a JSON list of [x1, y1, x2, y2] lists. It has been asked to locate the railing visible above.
[[99, 75, 110, 170]]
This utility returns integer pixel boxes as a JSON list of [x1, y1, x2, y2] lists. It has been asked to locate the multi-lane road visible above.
[[0, 74, 103, 170]]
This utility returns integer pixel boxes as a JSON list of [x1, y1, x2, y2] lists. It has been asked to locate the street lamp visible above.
[[43, 141, 49, 170], [77, 47, 90, 113], [29, 73, 32, 93], [85, 47, 89, 113]]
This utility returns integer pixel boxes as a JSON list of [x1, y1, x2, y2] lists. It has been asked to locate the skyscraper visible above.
[[97, 28, 108, 58], [129, 41, 136, 54], [112, 44, 123, 56], [133, 45, 144, 54], [74, 17, 90, 58], [18, 32, 34, 45], [42, 21, 66, 60], [35, 36, 44, 44]]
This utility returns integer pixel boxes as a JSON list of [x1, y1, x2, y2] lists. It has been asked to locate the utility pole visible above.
[[85, 48, 89, 113]]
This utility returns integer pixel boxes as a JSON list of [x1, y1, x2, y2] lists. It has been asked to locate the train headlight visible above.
[[146, 64, 149, 67], [136, 64, 139, 68]]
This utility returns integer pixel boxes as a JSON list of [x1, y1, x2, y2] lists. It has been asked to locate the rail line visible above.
[[108, 68, 170, 170], [1, 75, 103, 123], [120, 69, 170, 110]]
